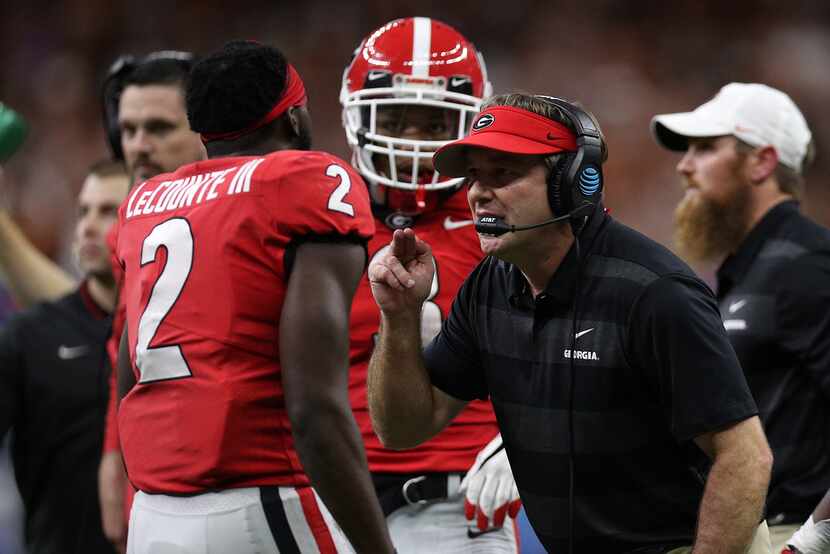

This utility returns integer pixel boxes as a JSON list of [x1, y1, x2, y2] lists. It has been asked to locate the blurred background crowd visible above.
[[1, 0, 829, 551]]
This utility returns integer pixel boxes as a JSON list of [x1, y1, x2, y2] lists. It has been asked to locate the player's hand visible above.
[[785, 515, 830, 554], [98, 451, 128, 554], [459, 434, 522, 533], [368, 227, 434, 316]]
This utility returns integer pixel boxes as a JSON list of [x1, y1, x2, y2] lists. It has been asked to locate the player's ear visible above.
[[287, 106, 301, 138], [286, 106, 312, 150]]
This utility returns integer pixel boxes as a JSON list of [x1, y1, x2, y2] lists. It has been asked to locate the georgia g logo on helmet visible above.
[[472, 113, 494, 131]]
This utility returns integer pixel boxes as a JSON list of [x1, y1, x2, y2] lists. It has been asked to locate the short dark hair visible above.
[[122, 57, 192, 90], [186, 41, 289, 136]]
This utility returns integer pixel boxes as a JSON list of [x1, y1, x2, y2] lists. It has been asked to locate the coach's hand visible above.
[[98, 450, 127, 554], [460, 433, 522, 533], [369, 228, 434, 316]]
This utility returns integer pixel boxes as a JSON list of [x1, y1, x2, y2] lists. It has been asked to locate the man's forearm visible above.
[[368, 311, 439, 448], [0, 211, 74, 306], [693, 448, 771, 553], [292, 406, 394, 553]]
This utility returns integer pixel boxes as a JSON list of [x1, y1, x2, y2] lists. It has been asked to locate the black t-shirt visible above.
[[717, 200, 830, 522], [0, 283, 115, 554], [425, 207, 758, 553]]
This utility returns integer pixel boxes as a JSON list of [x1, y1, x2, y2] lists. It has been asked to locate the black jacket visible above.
[[0, 282, 115, 554]]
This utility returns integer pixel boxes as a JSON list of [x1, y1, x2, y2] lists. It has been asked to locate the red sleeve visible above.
[[103, 295, 125, 453], [102, 209, 126, 454], [265, 151, 374, 241]]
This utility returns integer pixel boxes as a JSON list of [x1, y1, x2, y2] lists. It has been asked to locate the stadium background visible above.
[[1, 1, 829, 551]]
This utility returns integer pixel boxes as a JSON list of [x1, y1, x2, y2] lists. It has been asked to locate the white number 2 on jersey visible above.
[[326, 164, 355, 216], [135, 218, 193, 383]]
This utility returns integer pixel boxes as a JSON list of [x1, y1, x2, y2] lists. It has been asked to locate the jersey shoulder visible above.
[[257, 150, 374, 240], [256, 150, 365, 195]]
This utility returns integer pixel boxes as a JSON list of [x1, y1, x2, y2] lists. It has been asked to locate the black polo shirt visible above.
[[0, 282, 115, 554], [424, 206, 758, 553], [717, 200, 830, 523]]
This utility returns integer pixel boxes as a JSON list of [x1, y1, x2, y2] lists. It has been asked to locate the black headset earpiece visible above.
[[548, 152, 573, 218], [101, 55, 136, 161], [535, 96, 604, 219]]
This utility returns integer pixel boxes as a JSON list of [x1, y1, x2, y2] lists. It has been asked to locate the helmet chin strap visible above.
[[384, 184, 442, 215], [415, 181, 427, 210]]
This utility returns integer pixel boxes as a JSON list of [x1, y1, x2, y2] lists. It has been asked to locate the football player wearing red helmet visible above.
[[341, 18, 521, 553]]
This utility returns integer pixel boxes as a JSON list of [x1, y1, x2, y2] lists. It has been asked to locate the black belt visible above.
[[372, 473, 458, 517]]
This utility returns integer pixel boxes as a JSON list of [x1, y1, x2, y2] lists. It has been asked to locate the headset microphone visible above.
[[474, 204, 593, 236], [474, 214, 570, 236]]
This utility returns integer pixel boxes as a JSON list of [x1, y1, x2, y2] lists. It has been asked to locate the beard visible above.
[[674, 181, 751, 263]]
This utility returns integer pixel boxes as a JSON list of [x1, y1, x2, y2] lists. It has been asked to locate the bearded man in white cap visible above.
[[653, 83, 830, 554]]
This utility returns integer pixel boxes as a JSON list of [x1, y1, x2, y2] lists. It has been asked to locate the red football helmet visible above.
[[340, 17, 492, 214]]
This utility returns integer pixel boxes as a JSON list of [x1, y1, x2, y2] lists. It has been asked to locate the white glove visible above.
[[785, 515, 830, 554], [459, 434, 522, 532]]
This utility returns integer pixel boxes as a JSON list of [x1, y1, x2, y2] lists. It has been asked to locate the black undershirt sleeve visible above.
[[775, 252, 830, 401], [424, 270, 487, 401], [627, 273, 758, 442]]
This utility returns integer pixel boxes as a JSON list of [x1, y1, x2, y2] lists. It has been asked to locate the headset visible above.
[[101, 50, 195, 161], [473, 96, 605, 236]]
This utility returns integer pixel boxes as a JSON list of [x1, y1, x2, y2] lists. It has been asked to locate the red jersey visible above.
[[114, 151, 374, 494], [103, 225, 125, 453], [349, 188, 499, 473]]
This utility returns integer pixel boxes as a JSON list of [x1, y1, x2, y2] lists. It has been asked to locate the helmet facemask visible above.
[[340, 17, 492, 216]]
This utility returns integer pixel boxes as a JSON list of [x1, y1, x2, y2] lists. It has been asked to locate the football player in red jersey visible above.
[[115, 41, 394, 554], [340, 18, 521, 552]]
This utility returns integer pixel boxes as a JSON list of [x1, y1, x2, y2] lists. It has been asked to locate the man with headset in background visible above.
[[339, 18, 522, 552], [0, 159, 129, 553], [651, 83, 830, 554], [97, 52, 206, 552], [367, 92, 774, 553], [0, 53, 206, 552]]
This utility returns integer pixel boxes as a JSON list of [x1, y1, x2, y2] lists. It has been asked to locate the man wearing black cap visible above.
[[367, 92, 773, 553], [114, 41, 393, 553], [652, 83, 830, 554]]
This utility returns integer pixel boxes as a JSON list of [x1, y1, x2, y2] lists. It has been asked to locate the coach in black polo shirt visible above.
[[367, 93, 773, 553], [0, 161, 128, 554], [653, 82, 830, 554]]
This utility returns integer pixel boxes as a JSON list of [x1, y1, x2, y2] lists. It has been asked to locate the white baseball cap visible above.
[[651, 83, 812, 172]]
